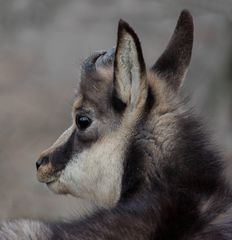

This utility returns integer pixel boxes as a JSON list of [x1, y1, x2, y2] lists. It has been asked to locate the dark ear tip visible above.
[[118, 19, 132, 34], [119, 19, 127, 26], [117, 19, 140, 46], [180, 9, 193, 19], [177, 9, 194, 30]]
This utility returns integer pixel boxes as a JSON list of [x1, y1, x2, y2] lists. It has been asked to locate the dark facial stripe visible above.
[[120, 139, 145, 202], [50, 130, 76, 171]]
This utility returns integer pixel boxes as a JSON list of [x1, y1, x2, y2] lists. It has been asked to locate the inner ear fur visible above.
[[113, 19, 148, 112], [152, 10, 194, 91]]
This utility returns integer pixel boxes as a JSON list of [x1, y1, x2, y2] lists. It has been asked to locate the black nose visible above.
[[36, 155, 49, 170]]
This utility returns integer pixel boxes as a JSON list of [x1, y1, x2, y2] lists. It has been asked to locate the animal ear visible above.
[[113, 19, 147, 112], [152, 10, 194, 91]]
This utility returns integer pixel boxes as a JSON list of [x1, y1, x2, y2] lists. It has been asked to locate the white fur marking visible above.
[[59, 130, 129, 207], [0, 220, 52, 240]]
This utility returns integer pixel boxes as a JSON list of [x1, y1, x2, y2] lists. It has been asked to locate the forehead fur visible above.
[[80, 68, 113, 97], [77, 52, 114, 112]]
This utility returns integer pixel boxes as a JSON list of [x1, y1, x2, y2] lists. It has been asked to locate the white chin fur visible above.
[[46, 178, 69, 195]]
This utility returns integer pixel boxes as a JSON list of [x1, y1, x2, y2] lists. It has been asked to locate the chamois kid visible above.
[[1, 10, 232, 240]]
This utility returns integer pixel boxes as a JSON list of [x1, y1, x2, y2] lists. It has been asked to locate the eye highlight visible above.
[[76, 115, 92, 131]]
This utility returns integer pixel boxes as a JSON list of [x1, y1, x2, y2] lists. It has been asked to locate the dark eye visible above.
[[76, 115, 92, 130]]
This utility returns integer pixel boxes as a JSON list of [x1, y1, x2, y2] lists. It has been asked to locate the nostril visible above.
[[36, 156, 49, 170]]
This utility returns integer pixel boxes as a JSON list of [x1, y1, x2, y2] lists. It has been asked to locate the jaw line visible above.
[[45, 171, 69, 194]]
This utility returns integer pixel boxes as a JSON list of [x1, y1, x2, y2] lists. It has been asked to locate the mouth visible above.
[[37, 170, 62, 184], [46, 178, 58, 185]]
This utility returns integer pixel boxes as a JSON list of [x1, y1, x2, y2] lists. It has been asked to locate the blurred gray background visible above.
[[0, 0, 232, 220]]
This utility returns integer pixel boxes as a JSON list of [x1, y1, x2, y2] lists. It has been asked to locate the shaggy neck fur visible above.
[[120, 82, 225, 204]]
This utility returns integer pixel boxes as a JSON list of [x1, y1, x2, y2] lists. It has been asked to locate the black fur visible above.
[[111, 87, 127, 113], [145, 86, 156, 114], [50, 130, 76, 170]]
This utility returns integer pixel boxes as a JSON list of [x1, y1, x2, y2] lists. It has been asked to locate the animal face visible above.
[[36, 11, 193, 208]]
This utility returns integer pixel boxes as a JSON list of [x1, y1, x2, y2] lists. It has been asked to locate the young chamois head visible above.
[[36, 10, 193, 208]]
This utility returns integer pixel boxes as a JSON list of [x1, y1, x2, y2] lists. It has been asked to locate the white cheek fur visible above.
[[59, 131, 129, 207]]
